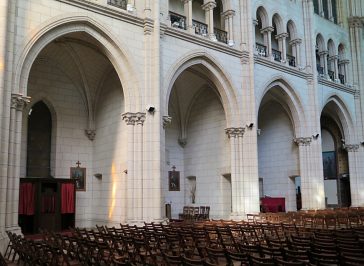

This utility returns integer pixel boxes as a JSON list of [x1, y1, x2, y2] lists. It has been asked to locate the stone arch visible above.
[[257, 77, 306, 137], [287, 20, 298, 40], [327, 39, 336, 57], [338, 43, 345, 59], [14, 14, 140, 112], [316, 34, 326, 52], [164, 51, 240, 127], [321, 94, 355, 142], [256, 6, 269, 28], [272, 13, 284, 34]]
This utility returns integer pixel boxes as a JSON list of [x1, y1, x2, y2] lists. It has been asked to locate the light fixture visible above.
[[146, 105, 155, 114], [361, 142, 364, 146], [312, 134, 319, 139], [94, 173, 102, 180], [247, 123, 254, 129], [341, 139, 346, 144]]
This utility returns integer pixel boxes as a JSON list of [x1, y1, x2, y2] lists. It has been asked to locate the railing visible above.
[[255, 43, 267, 57], [169, 12, 186, 30], [287, 54, 296, 67], [328, 70, 335, 81], [317, 65, 324, 75], [214, 28, 227, 44], [338, 74, 345, 84], [272, 49, 282, 62], [107, 0, 127, 10], [192, 19, 208, 36]]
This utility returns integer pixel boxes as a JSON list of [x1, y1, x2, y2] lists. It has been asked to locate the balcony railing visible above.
[[192, 20, 208, 36], [107, 0, 127, 10], [256, 43, 267, 57], [338, 74, 345, 84], [328, 70, 335, 81], [287, 54, 296, 67], [214, 28, 227, 44], [272, 49, 282, 62], [169, 12, 186, 30], [317, 65, 324, 75]]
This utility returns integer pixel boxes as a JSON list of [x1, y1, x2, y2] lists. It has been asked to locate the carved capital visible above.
[[162, 115, 172, 129], [289, 38, 302, 46], [275, 32, 288, 40], [178, 138, 187, 147], [11, 93, 31, 111], [122, 112, 137, 125], [202, 1, 216, 11], [225, 127, 245, 138], [144, 18, 154, 35], [328, 55, 339, 61], [260, 26, 274, 34], [85, 129, 96, 141], [222, 10, 235, 19], [343, 144, 359, 152], [348, 17, 363, 28], [318, 50, 328, 56], [293, 137, 312, 146], [136, 112, 146, 125]]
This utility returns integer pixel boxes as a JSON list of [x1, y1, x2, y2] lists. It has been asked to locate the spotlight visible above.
[[341, 139, 346, 144], [247, 123, 254, 129], [312, 134, 319, 139], [146, 105, 155, 113]]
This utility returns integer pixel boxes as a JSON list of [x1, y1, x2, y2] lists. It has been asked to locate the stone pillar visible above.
[[5, 93, 30, 232], [332, 55, 339, 82], [222, 10, 235, 46], [289, 38, 302, 67], [183, 0, 193, 33], [261, 26, 274, 57], [327, 0, 334, 21], [318, 0, 324, 17], [294, 137, 325, 210], [338, 59, 349, 84], [202, 0, 217, 41], [276, 33, 288, 63], [319, 51, 328, 77], [344, 144, 364, 207]]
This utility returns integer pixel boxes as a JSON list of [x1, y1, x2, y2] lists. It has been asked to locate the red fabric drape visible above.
[[19, 183, 35, 215], [61, 183, 75, 214], [261, 197, 286, 213]]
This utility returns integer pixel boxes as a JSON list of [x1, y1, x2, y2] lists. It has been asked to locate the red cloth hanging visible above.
[[19, 183, 35, 215], [61, 183, 75, 214]]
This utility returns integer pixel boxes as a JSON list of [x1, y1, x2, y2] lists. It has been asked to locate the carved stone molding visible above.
[[260, 26, 274, 33], [162, 115, 172, 129], [122, 112, 137, 125], [222, 10, 235, 19], [144, 18, 154, 35], [348, 17, 363, 28], [201, 1, 216, 11], [343, 144, 359, 152], [225, 127, 245, 138], [275, 32, 289, 39], [318, 50, 328, 56], [11, 93, 31, 111], [293, 137, 312, 146], [289, 38, 302, 46], [85, 129, 96, 141], [135, 112, 146, 125], [178, 138, 187, 147]]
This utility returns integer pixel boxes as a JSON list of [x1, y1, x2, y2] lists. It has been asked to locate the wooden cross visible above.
[[76, 161, 81, 168]]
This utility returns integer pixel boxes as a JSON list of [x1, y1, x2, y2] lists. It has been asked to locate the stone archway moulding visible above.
[[163, 50, 240, 127], [320, 94, 355, 142], [257, 76, 306, 138], [13, 14, 141, 112]]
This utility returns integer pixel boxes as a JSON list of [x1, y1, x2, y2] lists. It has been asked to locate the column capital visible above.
[[289, 38, 302, 46], [328, 55, 339, 61], [318, 50, 328, 56], [275, 32, 288, 40], [338, 59, 350, 65], [260, 26, 274, 33], [202, 1, 216, 11], [222, 9, 235, 19], [135, 112, 146, 125], [85, 129, 96, 141], [293, 137, 312, 146], [11, 93, 31, 111], [348, 17, 363, 28], [343, 144, 359, 152], [225, 127, 245, 138], [162, 115, 172, 129], [181, 0, 192, 3]]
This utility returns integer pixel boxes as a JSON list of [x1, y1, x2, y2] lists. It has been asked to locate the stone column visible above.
[[289, 39, 302, 67], [202, 0, 217, 41], [222, 10, 235, 46], [332, 55, 339, 82], [294, 137, 325, 210], [276, 33, 288, 63], [182, 0, 193, 33], [344, 144, 364, 207], [260, 26, 274, 57], [122, 112, 136, 222], [5, 93, 30, 232], [327, 0, 334, 21], [319, 50, 328, 77], [318, 0, 324, 17], [134, 112, 145, 221], [338, 59, 349, 84]]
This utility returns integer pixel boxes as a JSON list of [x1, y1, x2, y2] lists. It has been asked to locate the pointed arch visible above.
[[13, 14, 141, 112], [257, 77, 306, 137], [164, 51, 240, 127]]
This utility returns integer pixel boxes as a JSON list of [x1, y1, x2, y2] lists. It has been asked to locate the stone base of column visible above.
[[209, 33, 217, 42], [4, 225, 22, 235], [188, 27, 195, 34], [228, 40, 234, 47], [0, 231, 8, 254]]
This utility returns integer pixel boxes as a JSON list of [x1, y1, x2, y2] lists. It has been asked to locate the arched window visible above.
[[316, 34, 326, 76], [313, 0, 319, 14], [255, 7, 269, 57], [327, 39, 336, 81]]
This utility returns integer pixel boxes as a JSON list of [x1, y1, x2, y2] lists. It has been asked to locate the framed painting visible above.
[[70, 167, 86, 191], [322, 151, 337, 180], [168, 170, 180, 191]]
